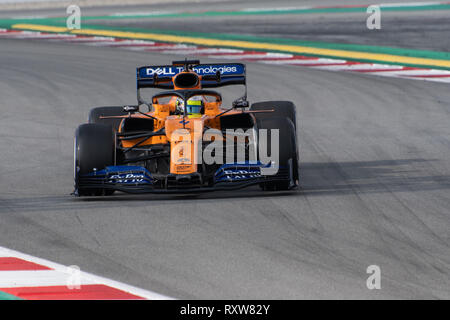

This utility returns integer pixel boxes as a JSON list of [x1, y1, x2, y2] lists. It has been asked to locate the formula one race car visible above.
[[73, 60, 298, 195]]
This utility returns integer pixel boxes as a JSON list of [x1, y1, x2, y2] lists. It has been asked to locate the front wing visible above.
[[75, 162, 294, 195]]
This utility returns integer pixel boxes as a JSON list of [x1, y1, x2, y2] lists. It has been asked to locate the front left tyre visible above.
[[74, 123, 115, 196], [88, 106, 128, 131], [255, 116, 299, 191]]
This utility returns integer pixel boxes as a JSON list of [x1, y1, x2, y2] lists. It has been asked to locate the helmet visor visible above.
[[186, 99, 203, 114]]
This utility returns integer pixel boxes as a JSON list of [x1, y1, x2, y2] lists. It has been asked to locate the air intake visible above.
[[174, 73, 199, 88]]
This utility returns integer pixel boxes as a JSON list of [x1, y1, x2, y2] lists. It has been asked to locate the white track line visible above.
[[60, 36, 117, 42], [0, 270, 97, 288], [378, 2, 444, 8], [313, 63, 400, 71], [368, 69, 450, 76], [417, 77, 450, 83], [86, 39, 156, 46], [160, 47, 241, 55], [207, 52, 291, 59], [260, 58, 346, 65], [0, 31, 48, 38], [0, 246, 171, 300], [142, 44, 196, 51]]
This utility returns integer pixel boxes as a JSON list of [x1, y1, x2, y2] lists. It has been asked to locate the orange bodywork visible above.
[[118, 71, 241, 175]]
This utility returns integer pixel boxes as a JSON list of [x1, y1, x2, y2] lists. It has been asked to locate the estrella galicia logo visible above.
[[108, 173, 146, 184]]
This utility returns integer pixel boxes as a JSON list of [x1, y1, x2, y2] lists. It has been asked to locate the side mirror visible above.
[[123, 105, 139, 113], [232, 100, 249, 109]]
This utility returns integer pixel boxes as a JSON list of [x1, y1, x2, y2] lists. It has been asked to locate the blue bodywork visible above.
[[85, 165, 153, 185], [76, 162, 290, 194]]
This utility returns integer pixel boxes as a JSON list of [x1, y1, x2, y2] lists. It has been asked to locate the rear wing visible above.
[[136, 63, 246, 90]]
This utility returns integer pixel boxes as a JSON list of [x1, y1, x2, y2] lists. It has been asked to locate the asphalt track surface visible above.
[[1, 36, 449, 299]]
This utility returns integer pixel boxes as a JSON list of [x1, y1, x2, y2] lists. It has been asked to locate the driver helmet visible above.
[[185, 96, 204, 116]]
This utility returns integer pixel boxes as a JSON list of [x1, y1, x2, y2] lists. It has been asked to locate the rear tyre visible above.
[[255, 116, 299, 191], [74, 123, 115, 196], [88, 106, 128, 131]]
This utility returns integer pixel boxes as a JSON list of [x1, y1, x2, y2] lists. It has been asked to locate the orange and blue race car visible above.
[[73, 60, 299, 195]]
